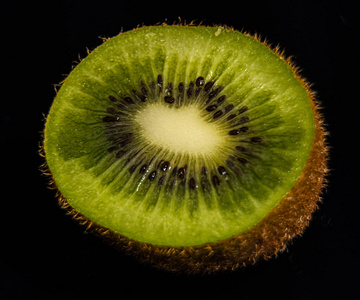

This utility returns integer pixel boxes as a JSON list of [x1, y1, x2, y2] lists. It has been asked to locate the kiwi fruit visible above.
[[41, 24, 328, 273]]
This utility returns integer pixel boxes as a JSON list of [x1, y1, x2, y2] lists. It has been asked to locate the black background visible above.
[[1, 0, 359, 299]]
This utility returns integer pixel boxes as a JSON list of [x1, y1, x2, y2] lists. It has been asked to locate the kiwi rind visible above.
[[41, 23, 328, 273]]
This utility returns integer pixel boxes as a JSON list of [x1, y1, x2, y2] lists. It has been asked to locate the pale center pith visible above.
[[135, 103, 225, 155]]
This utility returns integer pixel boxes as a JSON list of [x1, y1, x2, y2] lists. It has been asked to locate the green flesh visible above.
[[44, 26, 315, 246]]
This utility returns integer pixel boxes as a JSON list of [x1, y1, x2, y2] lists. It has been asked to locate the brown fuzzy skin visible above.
[[41, 24, 329, 274]]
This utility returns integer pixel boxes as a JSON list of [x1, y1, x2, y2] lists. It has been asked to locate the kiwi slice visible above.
[[42, 25, 328, 273]]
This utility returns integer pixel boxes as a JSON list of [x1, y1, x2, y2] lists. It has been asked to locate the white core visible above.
[[135, 103, 225, 155]]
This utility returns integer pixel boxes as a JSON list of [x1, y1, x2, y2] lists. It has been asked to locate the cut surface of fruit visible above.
[[135, 103, 225, 155], [44, 25, 321, 249]]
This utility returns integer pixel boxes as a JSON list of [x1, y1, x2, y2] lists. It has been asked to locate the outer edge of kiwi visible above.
[[40, 23, 329, 274]]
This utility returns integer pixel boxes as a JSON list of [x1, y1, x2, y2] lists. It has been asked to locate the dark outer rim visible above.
[[40, 24, 329, 274]]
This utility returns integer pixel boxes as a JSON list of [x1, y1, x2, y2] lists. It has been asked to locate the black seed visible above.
[[226, 160, 234, 168], [124, 97, 135, 104], [239, 127, 248, 132], [196, 76, 205, 87], [178, 82, 184, 93], [161, 161, 170, 172], [189, 178, 196, 189], [158, 175, 166, 186], [208, 87, 223, 99], [208, 90, 218, 100], [164, 96, 175, 103], [187, 82, 194, 98], [229, 129, 240, 135], [201, 166, 207, 175], [102, 116, 120, 122], [178, 167, 185, 179], [235, 146, 246, 152], [204, 81, 214, 91], [217, 95, 226, 104], [141, 86, 148, 96], [138, 95, 147, 102], [213, 110, 223, 119], [238, 157, 248, 164], [116, 150, 126, 158], [120, 139, 132, 147], [139, 164, 148, 174], [236, 116, 250, 125], [129, 165, 137, 174], [109, 95, 118, 102], [148, 171, 157, 181], [251, 137, 262, 143], [212, 175, 220, 186], [157, 74, 163, 86], [218, 166, 227, 175], [108, 145, 119, 153], [238, 106, 248, 114], [106, 107, 116, 114], [166, 82, 173, 93], [206, 104, 217, 112], [225, 104, 234, 113], [227, 114, 236, 121]]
